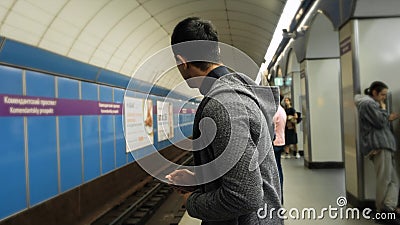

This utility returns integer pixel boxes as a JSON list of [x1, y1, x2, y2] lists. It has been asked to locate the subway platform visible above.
[[178, 158, 377, 225]]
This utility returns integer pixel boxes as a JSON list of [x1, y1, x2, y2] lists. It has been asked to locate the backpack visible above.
[[296, 112, 302, 124]]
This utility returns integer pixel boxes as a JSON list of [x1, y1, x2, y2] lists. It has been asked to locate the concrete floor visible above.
[[178, 157, 378, 225]]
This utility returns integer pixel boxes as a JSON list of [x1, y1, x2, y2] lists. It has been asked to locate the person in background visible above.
[[355, 81, 400, 224], [166, 17, 283, 225], [283, 97, 299, 159], [273, 94, 287, 204]]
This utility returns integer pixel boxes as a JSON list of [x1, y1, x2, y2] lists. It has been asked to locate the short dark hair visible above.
[[364, 81, 388, 96], [171, 17, 220, 71]]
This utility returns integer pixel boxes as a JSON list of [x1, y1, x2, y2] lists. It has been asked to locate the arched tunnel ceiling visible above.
[[0, 0, 285, 96]]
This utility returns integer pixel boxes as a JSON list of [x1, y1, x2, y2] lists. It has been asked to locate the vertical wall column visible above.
[[301, 59, 343, 168], [299, 64, 309, 162], [339, 20, 363, 207], [342, 17, 400, 208]]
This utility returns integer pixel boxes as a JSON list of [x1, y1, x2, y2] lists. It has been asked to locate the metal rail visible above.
[[108, 183, 163, 225], [92, 154, 193, 225]]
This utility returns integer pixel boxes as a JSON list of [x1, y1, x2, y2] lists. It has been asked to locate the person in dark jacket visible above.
[[282, 97, 299, 159], [355, 81, 400, 217], [166, 17, 283, 225]]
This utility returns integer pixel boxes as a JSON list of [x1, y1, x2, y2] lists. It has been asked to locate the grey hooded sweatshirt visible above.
[[354, 94, 396, 156], [186, 66, 283, 225]]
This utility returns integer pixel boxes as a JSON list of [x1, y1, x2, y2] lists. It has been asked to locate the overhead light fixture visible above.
[[263, 0, 302, 63], [282, 28, 307, 39], [297, 0, 321, 28], [300, 25, 309, 31], [257, 0, 323, 86], [282, 29, 297, 39], [295, 8, 304, 20]]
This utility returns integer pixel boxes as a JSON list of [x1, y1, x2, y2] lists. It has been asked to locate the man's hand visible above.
[[182, 192, 192, 207], [165, 169, 195, 185], [165, 170, 195, 207]]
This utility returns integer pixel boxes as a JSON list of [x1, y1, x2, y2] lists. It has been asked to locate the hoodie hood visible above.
[[354, 94, 376, 107], [205, 72, 279, 139]]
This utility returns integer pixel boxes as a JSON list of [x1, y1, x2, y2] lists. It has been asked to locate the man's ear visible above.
[[176, 55, 188, 69]]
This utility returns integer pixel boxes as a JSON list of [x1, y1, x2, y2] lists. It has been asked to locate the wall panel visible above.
[[99, 86, 115, 174], [114, 88, 127, 167], [81, 82, 101, 182], [57, 77, 82, 191], [26, 71, 58, 206], [0, 67, 26, 217]]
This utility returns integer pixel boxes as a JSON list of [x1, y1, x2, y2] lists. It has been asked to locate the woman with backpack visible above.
[[283, 97, 300, 159]]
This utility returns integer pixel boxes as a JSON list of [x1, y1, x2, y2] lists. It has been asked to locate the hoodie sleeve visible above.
[[186, 98, 266, 221], [360, 100, 388, 129]]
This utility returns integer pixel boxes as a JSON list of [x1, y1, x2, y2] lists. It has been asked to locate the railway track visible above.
[[91, 154, 193, 225]]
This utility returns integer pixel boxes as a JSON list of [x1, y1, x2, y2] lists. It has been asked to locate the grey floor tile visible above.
[[178, 158, 378, 224], [281, 157, 376, 224]]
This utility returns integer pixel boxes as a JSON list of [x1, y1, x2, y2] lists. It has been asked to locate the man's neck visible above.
[[198, 64, 228, 95], [203, 64, 222, 76], [193, 63, 222, 77], [188, 63, 222, 89]]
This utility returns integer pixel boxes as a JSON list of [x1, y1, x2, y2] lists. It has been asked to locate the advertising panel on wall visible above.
[[124, 97, 154, 152], [157, 101, 174, 141]]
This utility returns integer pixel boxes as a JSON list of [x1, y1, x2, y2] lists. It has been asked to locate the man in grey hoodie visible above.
[[354, 81, 400, 220], [166, 17, 283, 224]]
